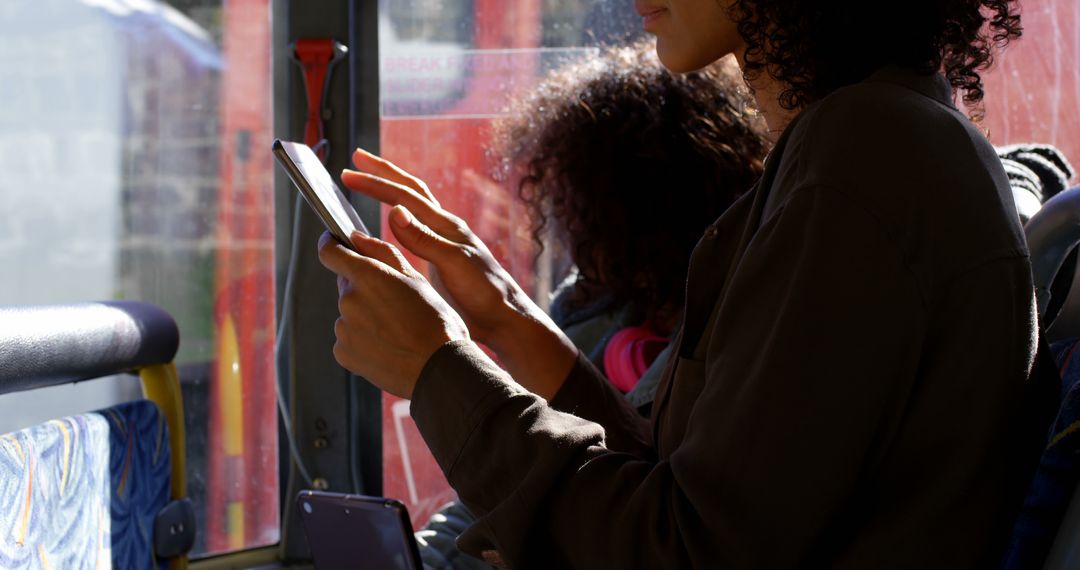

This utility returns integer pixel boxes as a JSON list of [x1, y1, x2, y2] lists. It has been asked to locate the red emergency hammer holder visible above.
[[290, 38, 348, 161]]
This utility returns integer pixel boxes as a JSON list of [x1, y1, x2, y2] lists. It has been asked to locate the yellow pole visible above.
[[139, 363, 188, 570], [216, 315, 246, 551]]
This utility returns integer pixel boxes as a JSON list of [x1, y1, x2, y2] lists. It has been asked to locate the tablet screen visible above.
[[297, 491, 421, 570], [274, 140, 370, 243]]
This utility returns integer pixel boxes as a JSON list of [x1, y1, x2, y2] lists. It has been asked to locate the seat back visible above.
[[1000, 183, 1080, 568], [1003, 338, 1080, 568], [1026, 185, 1080, 328], [0, 301, 191, 569], [1046, 465, 1080, 567], [0, 400, 171, 568]]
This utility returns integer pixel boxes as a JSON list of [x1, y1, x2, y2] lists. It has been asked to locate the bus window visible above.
[[981, 0, 1080, 337], [377, 0, 640, 529], [0, 0, 277, 558], [982, 0, 1080, 180]]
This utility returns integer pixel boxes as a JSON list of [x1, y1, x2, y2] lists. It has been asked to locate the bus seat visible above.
[[1026, 184, 1080, 328], [0, 301, 193, 569], [1042, 337, 1080, 568], [996, 184, 1080, 568], [1002, 336, 1080, 569]]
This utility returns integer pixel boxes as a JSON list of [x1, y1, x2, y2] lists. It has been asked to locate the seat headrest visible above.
[[0, 301, 179, 395]]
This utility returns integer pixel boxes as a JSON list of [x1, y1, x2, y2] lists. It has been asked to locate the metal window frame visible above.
[[269, 0, 382, 564]]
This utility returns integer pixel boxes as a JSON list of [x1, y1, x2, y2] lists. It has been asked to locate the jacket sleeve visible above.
[[546, 351, 652, 457], [409, 185, 930, 568]]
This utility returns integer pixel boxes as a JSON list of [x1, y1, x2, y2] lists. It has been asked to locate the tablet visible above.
[[296, 490, 422, 570], [273, 139, 370, 249]]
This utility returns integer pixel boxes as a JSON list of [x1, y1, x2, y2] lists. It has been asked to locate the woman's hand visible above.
[[341, 149, 540, 348], [317, 230, 469, 399], [339, 149, 577, 399]]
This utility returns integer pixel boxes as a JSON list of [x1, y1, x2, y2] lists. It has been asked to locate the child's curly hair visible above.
[[730, 0, 1022, 118], [492, 41, 769, 330]]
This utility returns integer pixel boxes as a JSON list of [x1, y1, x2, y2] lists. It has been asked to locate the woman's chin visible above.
[[655, 38, 713, 73]]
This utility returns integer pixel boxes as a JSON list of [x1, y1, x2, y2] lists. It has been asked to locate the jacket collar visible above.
[[863, 65, 955, 108]]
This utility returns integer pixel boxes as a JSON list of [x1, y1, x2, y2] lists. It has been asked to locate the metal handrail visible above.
[[0, 301, 179, 393]]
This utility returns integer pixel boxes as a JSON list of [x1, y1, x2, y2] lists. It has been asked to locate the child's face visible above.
[[635, 0, 744, 73]]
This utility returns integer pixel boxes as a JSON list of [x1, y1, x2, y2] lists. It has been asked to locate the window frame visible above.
[[267, 0, 385, 563], [189, 0, 383, 565]]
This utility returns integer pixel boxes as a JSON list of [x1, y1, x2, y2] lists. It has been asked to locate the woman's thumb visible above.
[[388, 205, 455, 262]]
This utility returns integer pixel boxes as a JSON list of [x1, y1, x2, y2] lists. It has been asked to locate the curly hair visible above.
[[730, 0, 1022, 116], [492, 41, 769, 330]]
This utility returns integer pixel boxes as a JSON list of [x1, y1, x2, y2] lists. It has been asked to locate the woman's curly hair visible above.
[[492, 41, 769, 330], [730, 0, 1022, 116]]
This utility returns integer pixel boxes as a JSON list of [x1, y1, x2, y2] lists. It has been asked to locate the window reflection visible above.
[[377, 0, 641, 529], [0, 0, 278, 557]]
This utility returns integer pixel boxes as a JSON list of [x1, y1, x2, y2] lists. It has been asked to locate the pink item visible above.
[[603, 325, 669, 393]]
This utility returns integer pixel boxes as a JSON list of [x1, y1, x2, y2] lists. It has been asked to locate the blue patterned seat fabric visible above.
[[0, 399, 170, 569], [1003, 338, 1080, 568]]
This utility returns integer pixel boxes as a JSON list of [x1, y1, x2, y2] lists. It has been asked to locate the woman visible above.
[[417, 42, 768, 569], [319, 0, 1033, 567]]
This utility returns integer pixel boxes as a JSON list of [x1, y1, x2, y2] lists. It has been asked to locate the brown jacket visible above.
[[411, 67, 1036, 568]]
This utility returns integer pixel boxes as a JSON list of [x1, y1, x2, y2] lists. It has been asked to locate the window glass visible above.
[[981, 0, 1080, 338], [982, 0, 1080, 171], [377, 0, 638, 529], [0, 0, 277, 557]]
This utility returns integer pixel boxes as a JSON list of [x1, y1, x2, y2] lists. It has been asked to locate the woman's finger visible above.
[[340, 169, 426, 209], [348, 230, 415, 276], [341, 170, 463, 237], [351, 148, 440, 206], [317, 231, 395, 285], [332, 317, 365, 375], [387, 205, 464, 268]]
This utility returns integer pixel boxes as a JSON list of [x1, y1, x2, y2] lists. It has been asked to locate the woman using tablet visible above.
[[319, 0, 1033, 566], [416, 41, 767, 569]]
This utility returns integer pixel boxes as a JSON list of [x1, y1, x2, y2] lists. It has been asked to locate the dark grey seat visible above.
[[1023, 185, 1080, 569]]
